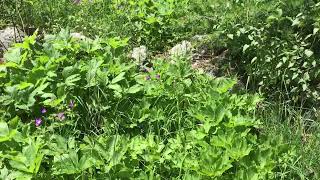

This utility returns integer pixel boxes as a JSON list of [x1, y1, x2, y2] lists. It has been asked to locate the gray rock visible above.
[[0, 27, 25, 57], [70, 32, 87, 40], [130, 46, 147, 64], [169, 41, 192, 57]]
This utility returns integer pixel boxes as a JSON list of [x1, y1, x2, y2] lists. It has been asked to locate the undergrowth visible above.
[[0, 30, 292, 179], [0, 0, 320, 179]]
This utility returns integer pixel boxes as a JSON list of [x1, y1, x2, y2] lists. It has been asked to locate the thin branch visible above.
[[0, 39, 8, 51]]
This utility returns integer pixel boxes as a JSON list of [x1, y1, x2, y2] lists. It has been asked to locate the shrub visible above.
[[224, 2, 320, 105]]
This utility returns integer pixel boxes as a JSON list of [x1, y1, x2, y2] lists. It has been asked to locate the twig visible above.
[[0, 39, 8, 51], [17, 0, 26, 35]]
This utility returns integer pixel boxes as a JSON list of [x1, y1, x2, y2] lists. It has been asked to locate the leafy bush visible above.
[[0, 30, 292, 179], [1, 0, 194, 50], [224, 2, 320, 104]]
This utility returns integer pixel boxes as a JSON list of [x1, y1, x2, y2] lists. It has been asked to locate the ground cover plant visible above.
[[1, 0, 320, 179], [0, 30, 292, 179]]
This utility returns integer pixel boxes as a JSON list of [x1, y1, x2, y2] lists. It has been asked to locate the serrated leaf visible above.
[[65, 74, 81, 86]]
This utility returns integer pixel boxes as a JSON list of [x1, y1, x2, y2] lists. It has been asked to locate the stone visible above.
[[0, 27, 25, 57], [169, 40, 192, 57], [70, 32, 87, 40], [130, 46, 147, 64]]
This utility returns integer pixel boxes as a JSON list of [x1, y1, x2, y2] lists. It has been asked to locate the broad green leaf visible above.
[[17, 82, 33, 90], [303, 72, 310, 81], [41, 93, 57, 99], [135, 74, 147, 84], [242, 44, 250, 52], [9, 160, 29, 173], [288, 62, 295, 68], [251, 57, 257, 63], [0, 167, 8, 180], [227, 34, 234, 39], [127, 84, 143, 94], [292, 18, 301, 26], [62, 66, 75, 78], [145, 16, 158, 24], [108, 84, 122, 92], [292, 73, 298, 80], [215, 78, 236, 93], [4, 48, 21, 64], [8, 170, 33, 180], [0, 121, 9, 137], [65, 74, 81, 86], [302, 83, 307, 91], [183, 79, 192, 87], [107, 37, 129, 49], [304, 49, 314, 57], [111, 72, 125, 84], [1, 61, 19, 68], [276, 62, 283, 69], [79, 155, 92, 171]]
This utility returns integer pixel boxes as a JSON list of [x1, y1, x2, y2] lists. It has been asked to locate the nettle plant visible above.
[[225, 4, 320, 105], [0, 30, 292, 179]]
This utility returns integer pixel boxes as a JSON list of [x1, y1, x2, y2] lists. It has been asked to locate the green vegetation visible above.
[[0, 0, 319, 179]]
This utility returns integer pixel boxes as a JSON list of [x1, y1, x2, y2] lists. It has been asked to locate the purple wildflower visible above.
[[155, 74, 160, 79], [35, 118, 42, 127], [57, 112, 66, 121], [41, 107, 47, 114], [146, 75, 151, 80], [69, 100, 75, 109]]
